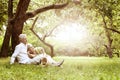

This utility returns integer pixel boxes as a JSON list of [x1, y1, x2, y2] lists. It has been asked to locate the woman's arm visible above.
[[27, 52, 37, 58]]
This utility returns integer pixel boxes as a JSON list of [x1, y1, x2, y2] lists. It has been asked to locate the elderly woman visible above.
[[27, 43, 64, 66]]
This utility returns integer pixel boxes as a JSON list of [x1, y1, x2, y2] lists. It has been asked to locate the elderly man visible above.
[[10, 34, 64, 67]]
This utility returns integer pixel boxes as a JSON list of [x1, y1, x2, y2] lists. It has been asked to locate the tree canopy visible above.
[[0, 0, 120, 58]]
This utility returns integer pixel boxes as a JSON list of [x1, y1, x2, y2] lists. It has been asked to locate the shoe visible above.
[[36, 59, 41, 65], [41, 57, 47, 65], [57, 60, 64, 67]]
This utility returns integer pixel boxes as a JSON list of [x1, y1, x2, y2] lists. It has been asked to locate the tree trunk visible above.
[[11, 0, 30, 50], [0, 0, 13, 57], [102, 14, 113, 58], [0, 0, 30, 57]]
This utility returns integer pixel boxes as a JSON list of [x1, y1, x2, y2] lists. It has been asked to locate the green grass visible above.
[[0, 56, 120, 80]]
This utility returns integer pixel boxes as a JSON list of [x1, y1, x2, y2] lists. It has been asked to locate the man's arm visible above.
[[10, 45, 20, 64]]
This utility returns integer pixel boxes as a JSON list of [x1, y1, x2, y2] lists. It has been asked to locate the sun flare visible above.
[[54, 23, 89, 43]]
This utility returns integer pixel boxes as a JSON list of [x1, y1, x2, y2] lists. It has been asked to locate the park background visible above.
[[0, 0, 120, 80]]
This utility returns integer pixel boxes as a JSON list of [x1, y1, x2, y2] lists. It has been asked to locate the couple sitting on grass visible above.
[[10, 34, 64, 67]]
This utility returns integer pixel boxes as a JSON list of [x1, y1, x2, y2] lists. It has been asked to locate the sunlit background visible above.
[[50, 21, 101, 56], [23, 0, 109, 56], [53, 23, 88, 43], [26, 13, 105, 56]]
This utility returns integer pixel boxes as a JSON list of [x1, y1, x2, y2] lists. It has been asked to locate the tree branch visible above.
[[31, 17, 39, 30], [30, 17, 43, 41], [30, 17, 54, 57], [25, 2, 68, 19], [42, 24, 59, 40], [106, 28, 120, 34]]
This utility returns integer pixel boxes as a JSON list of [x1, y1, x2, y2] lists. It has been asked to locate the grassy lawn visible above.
[[0, 56, 120, 80]]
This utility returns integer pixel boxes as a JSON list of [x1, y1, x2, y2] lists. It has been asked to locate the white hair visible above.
[[19, 34, 26, 39]]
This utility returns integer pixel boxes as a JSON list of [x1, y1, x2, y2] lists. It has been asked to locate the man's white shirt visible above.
[[10, 43, 30, 64]]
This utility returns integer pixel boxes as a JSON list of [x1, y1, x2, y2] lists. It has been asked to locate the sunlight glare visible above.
[[54, 23, 88, 43]]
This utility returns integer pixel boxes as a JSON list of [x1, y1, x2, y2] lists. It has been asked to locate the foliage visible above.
[[80, 0, 120, 57], [0, 0, 8, 31], [1, 57, 120, 80], [0, 0, 20, 26], [28, 0, 68, 11], [88, 0, 120, 28], [1, 0, 120, 57], [0, 35, 3, 52]]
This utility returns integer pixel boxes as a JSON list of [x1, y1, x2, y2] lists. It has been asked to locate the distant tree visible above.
[[88, 0, 120, 58], [30, 17, 59, 57]]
